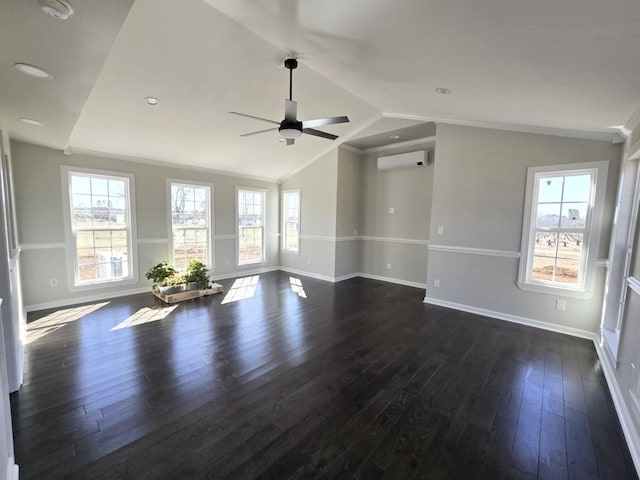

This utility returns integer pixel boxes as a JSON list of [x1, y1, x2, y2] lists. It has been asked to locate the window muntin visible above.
[[170, 183, 211, 271], [518, 162, 608, 296], [67, 171, 133, 286], [282, 190, 300, 253], [238, 189, 265, 265]]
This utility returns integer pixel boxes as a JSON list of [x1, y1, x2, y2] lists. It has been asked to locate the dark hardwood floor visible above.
[[10, 271, 637, 479]]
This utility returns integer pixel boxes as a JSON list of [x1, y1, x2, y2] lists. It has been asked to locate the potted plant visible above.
[[145, 261, 184, 294], [184, 259, 209, 291]]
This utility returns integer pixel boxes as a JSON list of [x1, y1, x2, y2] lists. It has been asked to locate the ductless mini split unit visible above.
[[377, 150, 428, 171]]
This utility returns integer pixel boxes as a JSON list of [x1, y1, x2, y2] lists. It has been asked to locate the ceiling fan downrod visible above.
[[284, 58, 298, 101]]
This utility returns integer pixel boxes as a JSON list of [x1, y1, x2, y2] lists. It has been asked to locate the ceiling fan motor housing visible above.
[[279, 119, 303, 139]]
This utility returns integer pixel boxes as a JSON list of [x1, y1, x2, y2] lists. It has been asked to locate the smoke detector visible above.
[[39, 0, 74, 20]]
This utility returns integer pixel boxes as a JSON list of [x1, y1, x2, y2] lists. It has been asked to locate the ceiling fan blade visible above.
[[284, 99, 297, 122], [229, 111, 280, 126], [302, 128, 339, 141], [286, 138, 295, 146], [302, 116, 349, 130], [241, 127, 279, 137]]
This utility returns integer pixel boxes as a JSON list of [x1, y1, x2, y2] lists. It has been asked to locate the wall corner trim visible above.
[[594, 340, 640, 476]]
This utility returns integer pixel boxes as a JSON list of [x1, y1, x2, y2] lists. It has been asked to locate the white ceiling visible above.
[[1, 0, 639, 180]]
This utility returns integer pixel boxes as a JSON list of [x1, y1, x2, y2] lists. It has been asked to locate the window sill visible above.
[[281, 249, 300, 255], [516, 280, 593, 299]]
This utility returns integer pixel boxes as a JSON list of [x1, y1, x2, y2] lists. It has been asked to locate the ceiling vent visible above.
[[39, 0, 74, 20], [377, 151, 428, 171]]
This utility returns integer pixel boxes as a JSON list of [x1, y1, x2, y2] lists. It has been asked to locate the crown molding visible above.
[[65, 147, 280, 184], [382, 112, 621, 144], [339, 144, 364, 154], [624, 104, 640, 135], [363, 136, 436, 154]]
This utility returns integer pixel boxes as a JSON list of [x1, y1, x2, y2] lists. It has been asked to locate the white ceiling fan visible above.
[[230, 58, 350, 146]]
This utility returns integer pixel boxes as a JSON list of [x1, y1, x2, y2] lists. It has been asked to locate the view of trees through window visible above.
[[531, 173, 591, 285], [238, 189, 265, 264], [171, 184, 209, 271], [69, 173, 130, 283]]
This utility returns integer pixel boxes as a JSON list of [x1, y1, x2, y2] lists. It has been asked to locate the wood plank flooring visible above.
[[10, 272, 637, 479]]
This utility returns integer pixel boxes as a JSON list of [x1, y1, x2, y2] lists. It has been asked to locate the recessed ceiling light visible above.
[[435, 87, 451, 95], [19, 118, 44, 126], [39, 0, 74, 20], [14, 63, 53, 79], [390, 135, 400, 140], [145, 97, 159, 106]]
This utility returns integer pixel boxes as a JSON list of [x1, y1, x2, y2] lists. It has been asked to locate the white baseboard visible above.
[[355, 272, 426, 289], [279, 267, 336, 283], [25, 286, 150, 313], [214, 266, 280, 281], [334, 273, 360, 282], [25, 267, 281, 312], [6, 461, 18, 480], [594, 340, 640, 475], [422, 296, 597, 341]]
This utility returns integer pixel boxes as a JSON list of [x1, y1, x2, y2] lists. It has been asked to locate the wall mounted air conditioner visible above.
[[377, 150, 428, 171]]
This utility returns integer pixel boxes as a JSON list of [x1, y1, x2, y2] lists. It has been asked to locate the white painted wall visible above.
[[598, 129, 640, 472], [0, 132, 24, 393], [0, 301, 19, 480]]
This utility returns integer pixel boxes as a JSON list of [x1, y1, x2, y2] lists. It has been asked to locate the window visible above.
[[62, 168, 136, 287], [282, 190, 300, 253], [518, 161, 608, 296], [170, 182, 211, 271], [237, 188, 266, 265]]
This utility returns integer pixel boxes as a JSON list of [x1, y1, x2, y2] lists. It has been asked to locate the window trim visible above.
[[281, 189, 301, 255], [61, 166, 139, 291], [236, 186, 267, 267], [167, 179, 214, 271], [517, 161, 608, 298]]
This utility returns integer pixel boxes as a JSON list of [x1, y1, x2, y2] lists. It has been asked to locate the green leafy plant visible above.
[[145, 261, 178, 287], [185, 259, 209, 289]]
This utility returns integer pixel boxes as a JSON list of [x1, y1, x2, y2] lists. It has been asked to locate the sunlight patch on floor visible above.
[[111, 305, 178, 331], [221, 275, 260, 305], [27, 302, 110, 344], [289, 277, 307, 298]]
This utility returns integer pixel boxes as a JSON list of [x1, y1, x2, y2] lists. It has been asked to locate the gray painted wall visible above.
[[280, 149, 338, 279], [11, 141, 280, 310], [426, 124, 621, 334], [335, 148, 360, 278], [357, 141, 433, 286]]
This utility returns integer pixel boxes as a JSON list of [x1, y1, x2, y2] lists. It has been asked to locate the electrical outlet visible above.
[[353, 228, 358, 236], [389, 207, 395, 214], [307, 258, 311, 265], [433, 279, 440, 288], [437, 226, 444, 235], [556, 299, 566, 311], [225, 259, 230, 267], [386, 263, 392, 270], [50, 278, 58, 288]]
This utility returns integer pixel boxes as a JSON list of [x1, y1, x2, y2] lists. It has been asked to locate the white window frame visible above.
[[517, 161, 608, 298], [61, 166, 138, 290], [167, 180, 213, 271], [282, 189, 301, 254], [236, 187, 266, 266]]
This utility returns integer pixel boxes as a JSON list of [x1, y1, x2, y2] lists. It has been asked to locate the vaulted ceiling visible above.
[[2, 0, 639, 180]]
